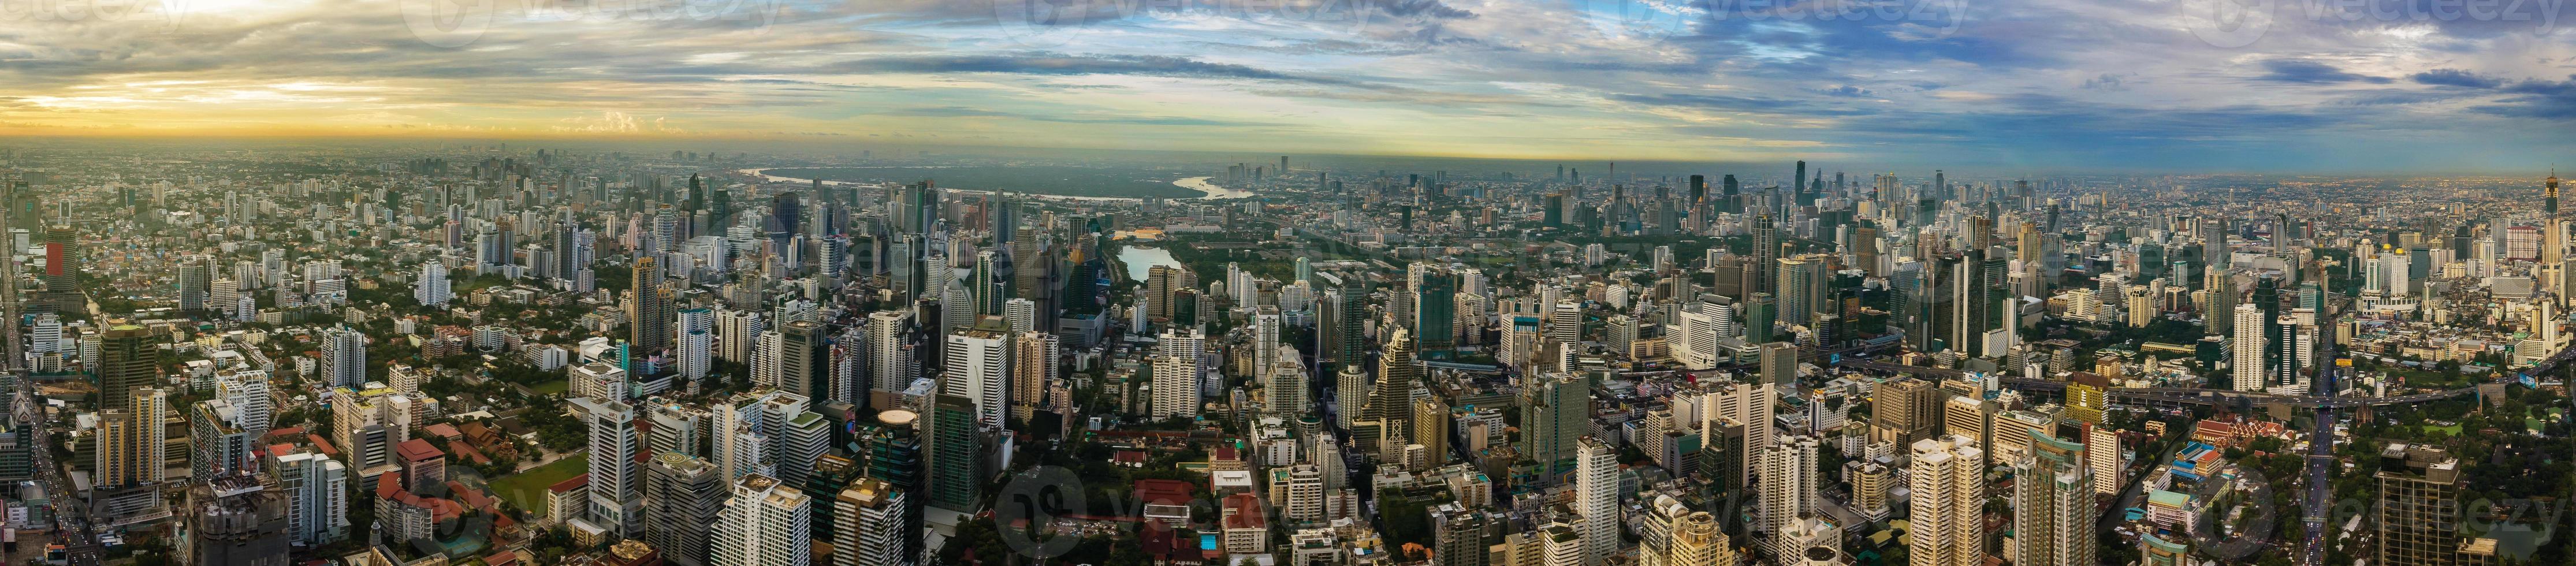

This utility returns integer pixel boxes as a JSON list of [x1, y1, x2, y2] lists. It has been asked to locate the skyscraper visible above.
[[944, 319, 1010, 426], [1574, 438, 1619, 565], [833, 478, 909, 566], [710, 474, 812, 566], [1758, 434, 1820, 559], [632, 256, 675, 370], [2010, 425, 2095, 566], [1909, 435, 1983, 566], [98, 325, 158, 411], [320, 326, 366, 389], [414, 260, 451, 308], [1520, 373, 1587, 479], [645, 452, 725, 566], [1414, 266, 1458, 359], [924, 394, 982, 512], [573, 396, 642, 536]]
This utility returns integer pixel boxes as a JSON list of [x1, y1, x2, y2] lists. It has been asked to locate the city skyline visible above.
[[0, 1, 2570, 170]]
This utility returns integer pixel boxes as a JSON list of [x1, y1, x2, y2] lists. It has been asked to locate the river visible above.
[[734, 168, 1254, 201]]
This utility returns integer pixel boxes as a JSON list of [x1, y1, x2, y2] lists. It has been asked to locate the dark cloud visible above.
[[2255, 59, 2393, 84], [2412, 69, 2504, 88]]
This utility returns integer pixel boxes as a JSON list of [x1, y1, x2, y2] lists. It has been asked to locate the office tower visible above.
[[414, 260, 451, 308], [1410, 397, 1451, 469], [1358, 329, 1420, 457], [1334, 362, 1367, 429], [1909, 435, 1984, 566], [1870, 378, 1940, 446], [1574, 438, 1619, 565], [320, 326, 366, 388], [632, 256, 675, 366], [649, 404, 708, 459], [865, 311, 911, 406], [1702, 380, 1775, 478], [1332, 280, 1369, 371], [185, 475, 290, 566], [1416, 266, 1458, 359], [2010, 426, 2095, 566], [177, 256, 211, 312], [783, 321, 830, 403], [711, 474, 812, 566], [1007, 330, 1059, 424], [1760, 434, 1821, 559], [835, 478, 909, 566], [1520, 373, 1587, 478], [2232, 304, 2266, 392], [1752, 212, 1779, 279], [646, 453, 726, 566], [271, 451, 349, 546], [924, 394, 981, 511], [1759, 341, 1798, 385], [678, 308, 715, 382], [40, 225, 77, 312], [1744, 293, 1777, 344], [2378, 444, 2478, 566], [98, 325, 157, 411], [1775, 256, 1819, 325], [971, 250, 1009, 316], [941, 319, 1010, 425], [99, 386, 168, 489], [1253, 306, 1282, 371], [574, 397, 643, 536], [1670, 299, 1737, 370]]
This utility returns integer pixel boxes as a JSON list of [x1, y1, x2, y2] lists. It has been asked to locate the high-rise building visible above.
[[270, 450, 349, 546], [1520, 373, 1587, 479], [2009, 425, 2095, 566], [678, 308, 716, 382], [943, 319, 1010, 426], [184, 475, 290, 566], [632, 256, 676, 367], [1760, 434, 1821, 559], [98, 386, 169, 489], [414, 260, 451, 308], [782, 321, 830, 403], [1574, 438, 1619, 565], [1909, 435, 1984, 566], [1759, 341, 1798, 385], [320, 326, 366, 389], [924, 394, 982, 512], [645, 452, 726, 566], [98, 325, 158, 411], [573, 396, 643, 536], [1007, 330, 1058, 424], [833, 478, 909, 566], [2377, 443, 2482, 566], [710, 474, 812, 566], [1870, 378, 1941, 446], [1415, 266, 1458, 359]]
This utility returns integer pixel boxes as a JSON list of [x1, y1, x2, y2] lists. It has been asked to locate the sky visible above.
[[1, 0, 2573, 172]]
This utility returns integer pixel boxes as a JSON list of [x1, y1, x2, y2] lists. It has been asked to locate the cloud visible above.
[[2413, 69, 2505, 89], [2255, 59, 2394, 84]]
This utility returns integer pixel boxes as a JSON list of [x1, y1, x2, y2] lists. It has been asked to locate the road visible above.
[[2, 181, 102, 566], [1837, 359, 2482, 408]]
